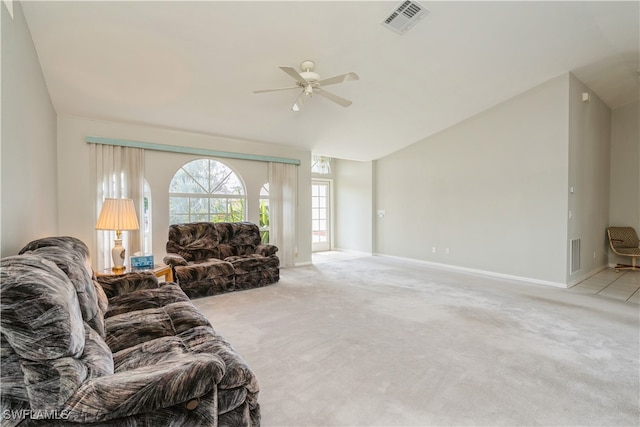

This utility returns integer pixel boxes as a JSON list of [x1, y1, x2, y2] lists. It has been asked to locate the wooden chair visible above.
[[607, 226, 640, 271]]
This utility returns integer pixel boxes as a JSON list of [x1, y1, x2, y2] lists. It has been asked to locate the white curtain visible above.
[[92, 144, 145, 271], [269, 162, 298, 268]]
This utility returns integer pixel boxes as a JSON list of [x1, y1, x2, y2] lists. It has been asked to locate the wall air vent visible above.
[[570, 238, 581, 274], [381, 1, 430, 35]]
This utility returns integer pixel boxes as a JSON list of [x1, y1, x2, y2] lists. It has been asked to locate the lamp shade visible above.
[[96, 198, 140, 231]]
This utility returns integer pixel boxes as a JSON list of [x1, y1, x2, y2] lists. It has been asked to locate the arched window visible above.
[[259, 183, 270, 243], [169, 159, 246, 224]]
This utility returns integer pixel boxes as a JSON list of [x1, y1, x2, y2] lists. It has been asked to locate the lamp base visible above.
[[111, 237, 126, 272], [111, 265, 126, 274]]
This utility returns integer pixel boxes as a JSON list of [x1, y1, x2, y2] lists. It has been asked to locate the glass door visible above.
[[312, 180, 331, 252]]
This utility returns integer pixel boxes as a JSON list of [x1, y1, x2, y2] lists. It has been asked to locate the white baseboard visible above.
[[331, 248, 373, 257], [294, 260, 313, 267], [375, 253, 568, 288]]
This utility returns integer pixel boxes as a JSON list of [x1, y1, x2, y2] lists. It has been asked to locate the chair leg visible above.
[[615, 257, 640, 272]]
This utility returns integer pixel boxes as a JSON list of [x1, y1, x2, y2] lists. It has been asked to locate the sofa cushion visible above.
[[113, 336, 191, 372], [106, 282, 190, 318], [21, 245, 105, 338], [0, 255, 85, 361], [81, 326, 114, 379], [215, 222, 262, 255], [174, 258, 236, 298], [97, 271, 160, 298], [226, 253, 279, 271], [167, 222, 221, 262], [105, 302, 211, 353]]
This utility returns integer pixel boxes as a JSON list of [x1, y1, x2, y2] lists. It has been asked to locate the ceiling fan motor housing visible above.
[[299, 60, 319, 83]]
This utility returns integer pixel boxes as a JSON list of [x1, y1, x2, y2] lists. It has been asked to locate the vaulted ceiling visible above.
[[22, 1, 639, 161]]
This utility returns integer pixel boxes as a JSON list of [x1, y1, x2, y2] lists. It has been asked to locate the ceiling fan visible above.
[[253, 60, 359, 112]]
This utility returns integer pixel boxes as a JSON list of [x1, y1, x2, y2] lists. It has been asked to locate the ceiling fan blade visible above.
[[253, 86, 299, 94], [291, 91, 305, 112], [280, 66, 306, 83], [317, 72, 359, 87], [315, 88, 352, 107]]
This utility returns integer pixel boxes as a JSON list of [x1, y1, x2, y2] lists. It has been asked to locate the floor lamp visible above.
[[96, 198, 140, 273]]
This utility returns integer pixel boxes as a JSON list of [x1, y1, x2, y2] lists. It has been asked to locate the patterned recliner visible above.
[[164, 222, 279, 299], [1, 236, 260, 426]]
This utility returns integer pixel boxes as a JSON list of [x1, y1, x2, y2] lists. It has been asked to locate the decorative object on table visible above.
[[95, 198, 139, 273], [130, 254, 155, 270]]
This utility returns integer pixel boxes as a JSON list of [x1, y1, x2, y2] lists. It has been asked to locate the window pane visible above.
[[210, 162, 245, 195], [259, 200, 270, 227], [179, 160, 210, 193], [190, 197, 209, 215], [229, 198, 245, 222], [170, 214, 190, 225], [169, 159, 246, 223], [169, 197, 190, 213], [210, 198, 226, 214]]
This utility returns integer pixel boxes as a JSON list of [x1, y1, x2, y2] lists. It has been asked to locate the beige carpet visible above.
[[192, 256, 640, 426]]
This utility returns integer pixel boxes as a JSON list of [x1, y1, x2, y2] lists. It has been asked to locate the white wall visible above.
[[609, 100, 640, 266], [333, 158, 373, 254], [566, 74, 611, 284], [1, 0, 58, 256], [375, 74, 570, 286], [56, 115, 312, 268]]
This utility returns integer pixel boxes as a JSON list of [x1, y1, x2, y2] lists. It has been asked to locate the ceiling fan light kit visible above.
[[254, 60, 359, 112]]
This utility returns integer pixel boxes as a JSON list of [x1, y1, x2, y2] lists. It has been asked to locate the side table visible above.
[[96, 264, 173, 283]]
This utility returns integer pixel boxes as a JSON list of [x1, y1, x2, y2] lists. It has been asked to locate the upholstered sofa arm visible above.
[[163, 253, 189, 267], [255, 244, 278, 257], [63, 354, 225, 424], [95, 272, 159, 298]]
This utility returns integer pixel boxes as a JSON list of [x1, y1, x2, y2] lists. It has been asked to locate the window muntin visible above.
[[169, 159, 246, 224]]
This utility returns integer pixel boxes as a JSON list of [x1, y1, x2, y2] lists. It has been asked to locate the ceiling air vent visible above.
[[381, 1, 429, 35]]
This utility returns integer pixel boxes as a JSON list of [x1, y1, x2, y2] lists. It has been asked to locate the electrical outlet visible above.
[[432, 247, 436, 253], [445, 248, 450, 255]]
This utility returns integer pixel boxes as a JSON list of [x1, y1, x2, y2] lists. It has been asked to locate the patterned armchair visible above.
[[607, 226, 640, 271], [164, 222, 279, 299], [1, 236, 260, 426]]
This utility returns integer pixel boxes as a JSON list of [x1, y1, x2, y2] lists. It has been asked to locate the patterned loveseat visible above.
[[0, 236, 260, 426], [163, 222, 279, 299]]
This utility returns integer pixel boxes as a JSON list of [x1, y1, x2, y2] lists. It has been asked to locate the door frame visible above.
[[312, 179, 333, 252]]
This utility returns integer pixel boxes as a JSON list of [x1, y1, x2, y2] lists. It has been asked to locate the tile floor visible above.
[[313, 251, 640, 304], [570, 267, 640, 304]]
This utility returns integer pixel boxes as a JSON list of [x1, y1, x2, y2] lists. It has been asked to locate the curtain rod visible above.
[[86, 136, 301, 165]]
